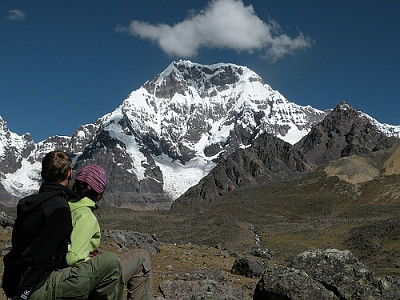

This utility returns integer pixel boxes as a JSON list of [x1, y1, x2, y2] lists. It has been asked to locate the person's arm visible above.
[[66, 207, 100, 266]]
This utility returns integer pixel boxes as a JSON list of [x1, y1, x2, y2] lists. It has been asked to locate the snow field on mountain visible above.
[[3, 159, 41, 198], [106, 119, 147, 181], [154, 154, 216, 199]]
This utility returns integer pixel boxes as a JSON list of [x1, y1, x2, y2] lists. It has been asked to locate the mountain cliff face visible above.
[[173, 103, 400, 209], [172, 132, 311, 209], [0, 61, 399, 209], [299, 102, 394, 167]]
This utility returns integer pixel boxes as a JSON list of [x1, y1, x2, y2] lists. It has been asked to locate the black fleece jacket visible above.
[[2, 182, 77, 299]]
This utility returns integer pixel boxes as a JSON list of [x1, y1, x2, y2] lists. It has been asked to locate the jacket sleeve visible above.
[[66, 207, 100, 266], [18, 206, 72, 295]]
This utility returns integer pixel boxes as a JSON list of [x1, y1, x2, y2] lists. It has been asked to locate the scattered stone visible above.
[[231, 256, 264, 278], [249, 245, 273, 259], [173, 268, 228, 282], [159, 279, 247, 300], [0, 212, 14, 228]]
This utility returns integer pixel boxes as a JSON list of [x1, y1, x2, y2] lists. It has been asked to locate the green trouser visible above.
[[120, 249, 154, 300], [30, 252, 125, 300]]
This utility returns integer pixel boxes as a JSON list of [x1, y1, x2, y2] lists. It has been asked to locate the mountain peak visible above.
[[332, 101, 357, 115], [1, 61, 399, 209], [299, 101, 392, 166], [152, 60, 263, 93]]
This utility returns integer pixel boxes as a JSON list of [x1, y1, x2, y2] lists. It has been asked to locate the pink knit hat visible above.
[[75, 165, 107, 194]]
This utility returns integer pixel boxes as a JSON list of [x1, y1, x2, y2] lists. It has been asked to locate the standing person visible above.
[[68, 164, 154, 300], [2, 150, 125, 300]]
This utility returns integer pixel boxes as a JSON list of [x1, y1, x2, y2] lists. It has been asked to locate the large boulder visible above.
[[291, 249, 381, 299], [254, 248, 400, 299], [231, 256, 265, 278], [101, 229, 159, 254], [253, 266, 338, 300]]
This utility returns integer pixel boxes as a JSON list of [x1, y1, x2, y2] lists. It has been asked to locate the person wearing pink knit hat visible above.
[[75, 164, 107, 194], [67, 164, 154, 300]]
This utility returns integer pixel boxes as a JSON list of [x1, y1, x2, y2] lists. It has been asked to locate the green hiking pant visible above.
[[120, 249, 153, 300], [30, 252, 125, 300]]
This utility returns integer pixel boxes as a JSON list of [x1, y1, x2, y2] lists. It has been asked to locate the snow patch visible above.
[[106, 122, 147, 181], [154, 155, 216, 199], [3, 159, 41, 197]]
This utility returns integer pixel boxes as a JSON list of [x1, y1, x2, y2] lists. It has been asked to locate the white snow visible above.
[[280, 127, 309, 145], [106, 116, 147, 181], [154, 154, 216, 199], [3, 159, 41, 198]]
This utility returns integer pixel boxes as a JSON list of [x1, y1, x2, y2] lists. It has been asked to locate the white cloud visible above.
[[6, 9, 26, 21], [116, 0, 313, 61]]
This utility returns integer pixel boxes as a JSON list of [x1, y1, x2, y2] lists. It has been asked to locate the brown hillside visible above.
[[324, 140, 400, 184]]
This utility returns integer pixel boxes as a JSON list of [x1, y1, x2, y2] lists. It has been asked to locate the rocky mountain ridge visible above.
[[173, 102, 400, 209], [0, 61, 399, 209]]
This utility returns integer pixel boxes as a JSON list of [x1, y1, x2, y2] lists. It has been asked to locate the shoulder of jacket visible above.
[[41, 195, 69, 215], [69, 197, 97, 210]]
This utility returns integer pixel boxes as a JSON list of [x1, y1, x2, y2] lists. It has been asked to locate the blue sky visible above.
[[1, 0, 399, 142]]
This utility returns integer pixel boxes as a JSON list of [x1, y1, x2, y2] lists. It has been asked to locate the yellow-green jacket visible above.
[[66, 197, 100, 266]]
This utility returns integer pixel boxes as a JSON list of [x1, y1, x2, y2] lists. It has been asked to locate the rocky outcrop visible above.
[[254, 267, 338, 299], [254, 248, 400, 300], [101, 229, 159, 255], [299, 102, 393, 167], [156, 248, 400, 299], [291, 249, 381, 299], [157, 270, 247, 300], [173, 103, 399, 209], [0, 211, 14, 228], [231, 256, 265, 278], [172, 132, 310, 208]]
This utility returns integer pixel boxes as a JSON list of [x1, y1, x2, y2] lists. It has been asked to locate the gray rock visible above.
[[249, 246, 273, 259], [173, 268, 229, 281], [102, 229, 159, 254], [0, 212, 14, 228], [253, 266, 338, 300], [231, 256, 265, 278], [378, 275, 400, 300], [291, 248, 381, 299], [159, 279, 247, 300], [254, 248, 400, 299]]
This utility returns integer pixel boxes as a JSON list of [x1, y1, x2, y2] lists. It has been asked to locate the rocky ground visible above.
[[0, 221, 259, 299], [1, 173, 400, 299]]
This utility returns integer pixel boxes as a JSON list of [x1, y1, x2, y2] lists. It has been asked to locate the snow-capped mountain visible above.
[[0, 60, 399, 209]]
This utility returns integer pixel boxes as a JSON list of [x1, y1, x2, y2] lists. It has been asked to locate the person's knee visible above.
[[93, 252, 123, 274], [130, 249, 152, 270]]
